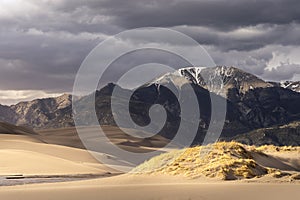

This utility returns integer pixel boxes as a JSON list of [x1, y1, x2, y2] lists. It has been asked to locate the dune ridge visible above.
[[133, 141, 300, 180]]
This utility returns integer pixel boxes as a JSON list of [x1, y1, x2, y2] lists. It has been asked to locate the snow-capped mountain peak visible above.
[[280, 81, 300, 92], [149, 66, 272, 97]]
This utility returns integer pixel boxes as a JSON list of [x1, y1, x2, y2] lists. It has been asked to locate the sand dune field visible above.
[[0, 122, 299, 200]]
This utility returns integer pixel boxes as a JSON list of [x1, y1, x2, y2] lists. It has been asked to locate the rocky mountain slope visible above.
[[13, 93, 72, 127], [110, 79, 300, 143], [281, 81, 300, 92], [0, 105, 16, 123], [228, 121, 300, 146], [0, 94, 73, 128], [270, 81, 300, 93], [0, 66, 300, 146], [69, 66, 300, 145]]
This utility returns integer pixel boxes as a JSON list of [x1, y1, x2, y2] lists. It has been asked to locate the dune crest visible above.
[[133, 142, 300, 180]]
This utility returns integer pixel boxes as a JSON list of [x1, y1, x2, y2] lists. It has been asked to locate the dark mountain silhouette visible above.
[[1, 66, 300, 146]]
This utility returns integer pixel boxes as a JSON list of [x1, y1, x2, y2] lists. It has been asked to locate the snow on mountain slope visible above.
[[150, 66, 272, 97], [280, 81, 300, 92]]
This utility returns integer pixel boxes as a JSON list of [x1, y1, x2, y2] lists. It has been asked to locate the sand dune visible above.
[[36, 126, 175, 170], [0, 122, 119, 177], [0, 149, 104, 175], [0, 134, 112, 176], [37, 126, 172, 152], [0, 123, 299, 199], [0, 123, 173, 177], [133, 142, 300, 180]]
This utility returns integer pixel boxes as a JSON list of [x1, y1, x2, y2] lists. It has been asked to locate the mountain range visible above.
[[1, 66, 300, 146]]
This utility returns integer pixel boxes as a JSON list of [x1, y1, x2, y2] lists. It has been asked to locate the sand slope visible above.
[[0, 123, 173, 176], [37, 126, 172, 152], [0, 175, 299, 200], [0, 134, 111, 176]]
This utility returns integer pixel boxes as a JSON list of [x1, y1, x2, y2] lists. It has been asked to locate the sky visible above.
[[0, 0, 300, 105]]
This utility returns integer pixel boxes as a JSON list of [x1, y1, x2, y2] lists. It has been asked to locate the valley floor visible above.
[[0, 175, 300, 200]]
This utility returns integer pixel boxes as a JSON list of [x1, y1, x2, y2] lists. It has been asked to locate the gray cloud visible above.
[[0, 0, 300, 104], [175, 23, 300, 51], [97, 0, 300, 30], [0, 27, 101, 91], [262, 63, 300, 81], [206, 45, 300, 81]]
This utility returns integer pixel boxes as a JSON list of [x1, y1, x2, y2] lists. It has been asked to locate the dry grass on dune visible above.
[[133, 142, 300, 180]]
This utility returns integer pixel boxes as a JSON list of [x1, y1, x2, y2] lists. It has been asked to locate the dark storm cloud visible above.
[[175, 23, 300, 51], [96, 0, 300, 30], [0, 0, 116, 93], [18, 0, 300, 34], [87, 0, 300, 51], [0, 0, 300, 104], [0, 27, 102, 91], [16, 0, 299, 52]]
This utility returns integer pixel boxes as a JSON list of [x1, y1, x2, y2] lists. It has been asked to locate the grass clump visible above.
[[133, 142, 279, 180]]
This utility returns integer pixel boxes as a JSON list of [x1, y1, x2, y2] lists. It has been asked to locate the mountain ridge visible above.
[[150, 66, 273, 97], [1, 66, 300, 146]]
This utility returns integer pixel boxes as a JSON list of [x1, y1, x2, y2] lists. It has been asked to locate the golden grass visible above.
[[133, 141, 299, 180]]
